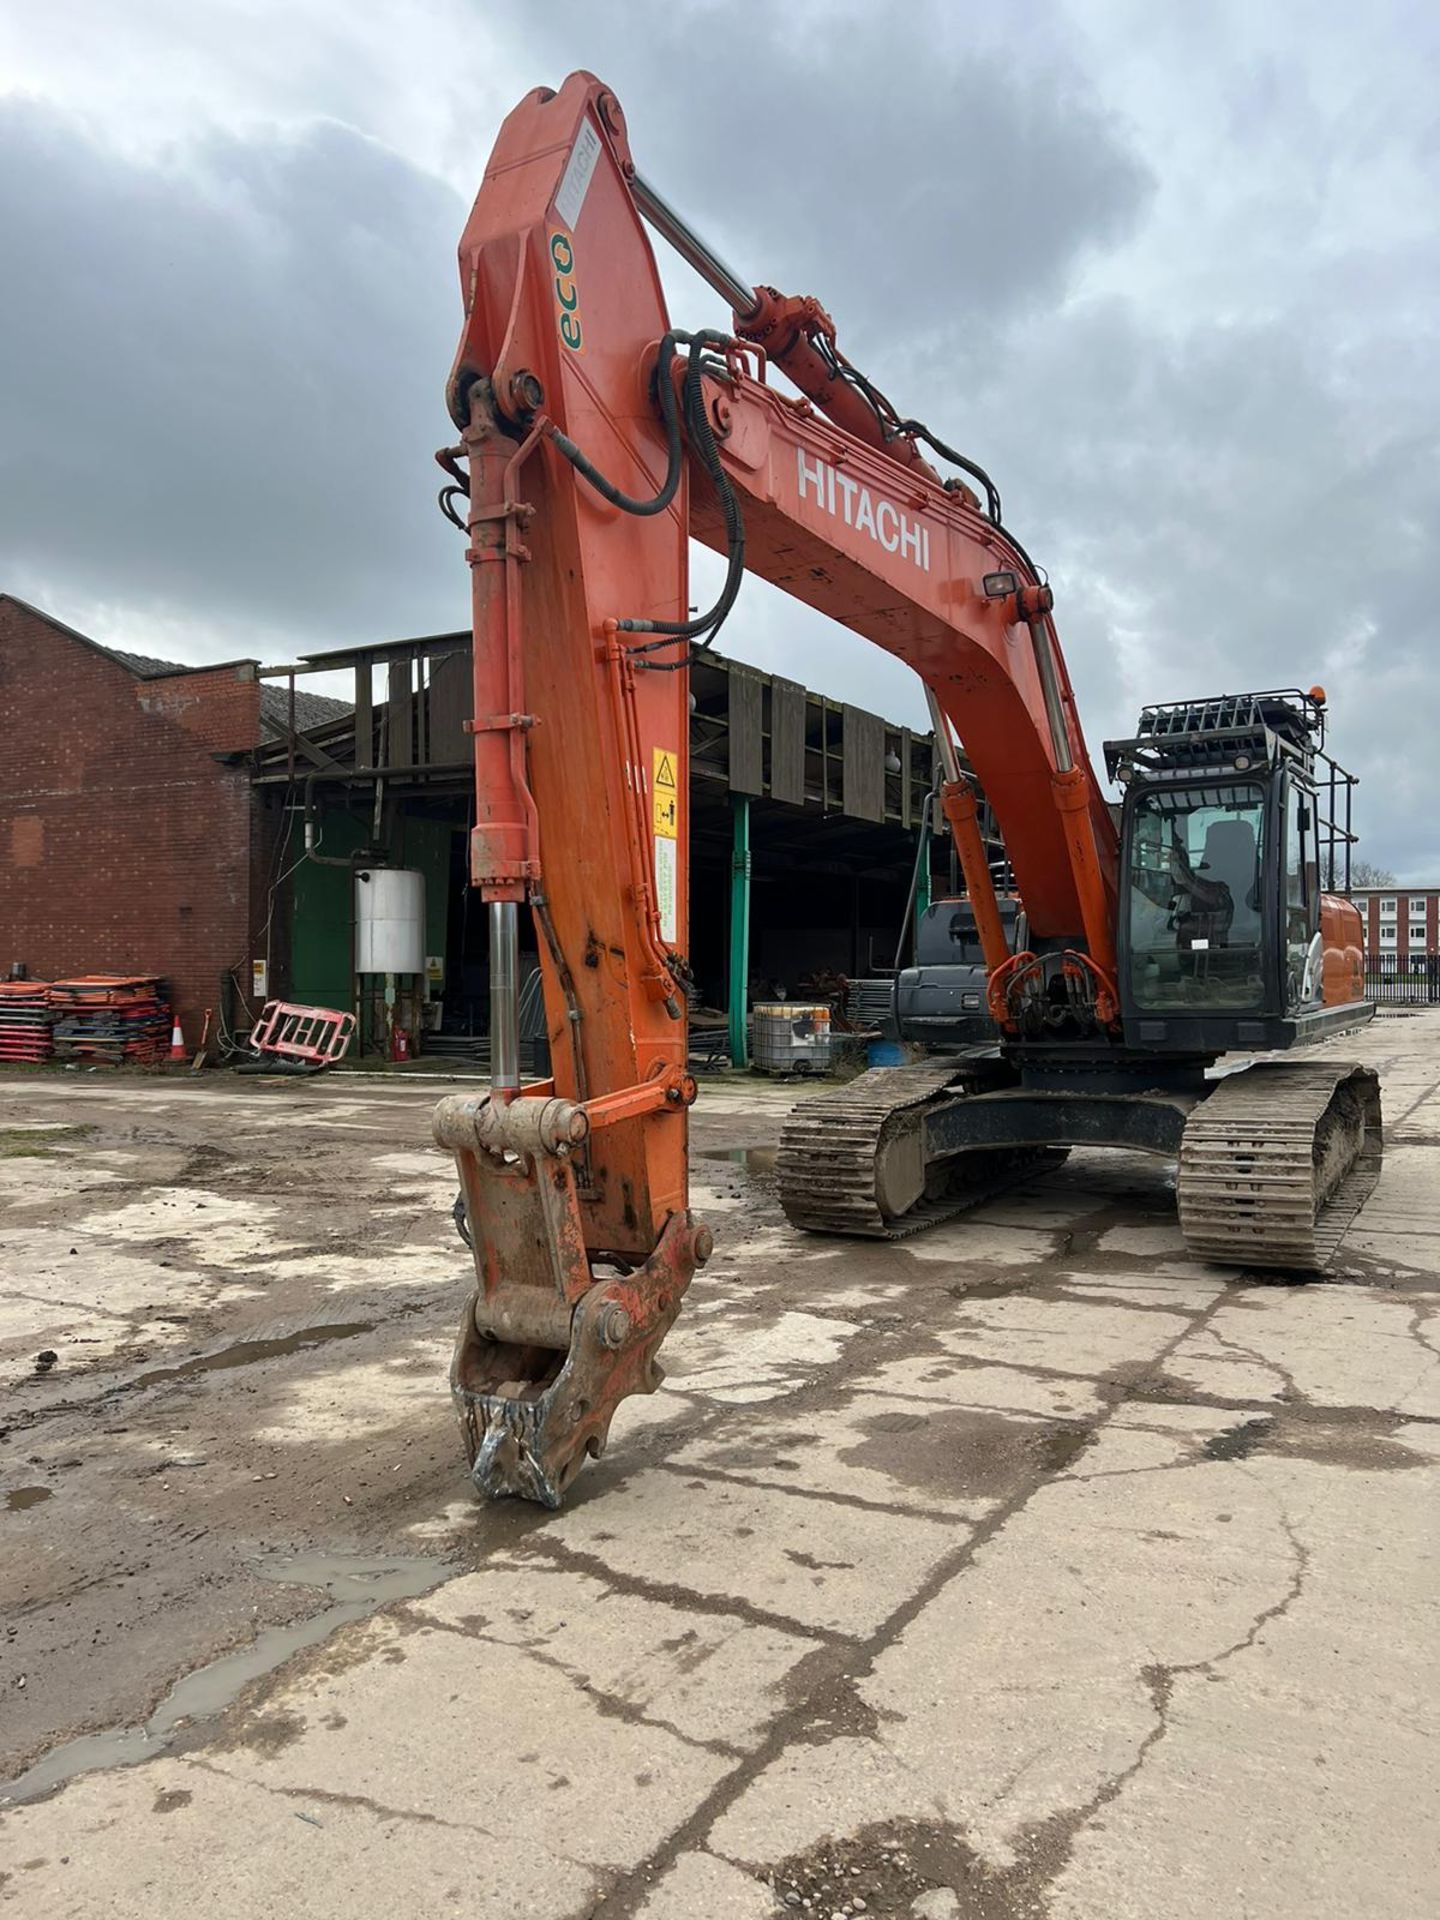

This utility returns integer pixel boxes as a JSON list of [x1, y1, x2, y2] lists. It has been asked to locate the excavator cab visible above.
[[1106, 690, 1363, 1054]]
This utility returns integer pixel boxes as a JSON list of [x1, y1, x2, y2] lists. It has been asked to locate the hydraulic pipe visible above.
[[630, 172, 941, 484], [489, 900, 520, 1094], [462, 400, 543, 902], [923, 687, 1012, 979], [925, 686, 963, 786], [630, 170, 759, 318], [1027, 617, 1074, 775]]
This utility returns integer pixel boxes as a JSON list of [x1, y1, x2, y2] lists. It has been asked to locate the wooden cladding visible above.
[[770, 677, 806, 806], [842, 705, 885, 823], [326, 643, 941, 825], [727, 665, 764, 795], [427, 651, 472, 765]]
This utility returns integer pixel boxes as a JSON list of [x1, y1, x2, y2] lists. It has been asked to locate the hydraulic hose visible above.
[[544, 329, 746, 660], [549, 332, 685, 518]]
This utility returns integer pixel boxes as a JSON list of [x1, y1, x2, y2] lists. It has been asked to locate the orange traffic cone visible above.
[[168, 1017, 187, 1063]]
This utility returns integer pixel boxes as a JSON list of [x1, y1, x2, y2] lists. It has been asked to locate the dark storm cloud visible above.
[[478, 0, 1154, 346], [944, 293, 1440, 878], [465, 2, 1438, 876], [2, 0, 1436, 878], [0, 97, 469, 651], [463, 0, 1160, 789]]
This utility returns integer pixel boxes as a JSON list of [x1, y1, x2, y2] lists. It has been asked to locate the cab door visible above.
[[1280, 772, 1322, 1008]]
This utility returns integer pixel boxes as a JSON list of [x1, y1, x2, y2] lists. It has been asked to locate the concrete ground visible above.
[[1, 1013, 1437, 1918]]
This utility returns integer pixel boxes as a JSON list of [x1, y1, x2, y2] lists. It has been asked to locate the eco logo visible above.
[[550, 231, 582, 352]]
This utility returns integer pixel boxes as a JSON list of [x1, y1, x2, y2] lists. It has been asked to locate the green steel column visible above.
[[728, 794, 751, 1068]]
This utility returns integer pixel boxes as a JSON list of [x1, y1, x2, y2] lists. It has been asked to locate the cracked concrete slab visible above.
[[1048, 1456, 1439, 1920], [0, 1234, 266, 1360], [3, 1009, 1439, 1917], [1187, 1288, 1440, 1418], [710, 1410, 1306, 1867], [863, 1350, 1110, 1421], [541, 1466, 959, 1636], [903, 1222, 1066, 1268], [1, 1753, 596, 1918], [192, 1607, 741, 1865], [636, 1849, 778, 1917], [930, 1290, 1195, 1377], [411, 1561, 814, 1753], [663, 1308, 861, 1404]]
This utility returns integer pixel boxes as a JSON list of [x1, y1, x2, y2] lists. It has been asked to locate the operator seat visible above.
[[1196, 818, 1261, 945]]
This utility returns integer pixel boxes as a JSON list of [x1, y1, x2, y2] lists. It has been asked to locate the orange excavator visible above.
[[433, 73, 1380, 1506]]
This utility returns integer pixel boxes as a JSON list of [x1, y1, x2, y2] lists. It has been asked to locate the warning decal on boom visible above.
[[652, 748, 678, 838], [652, 747, 679, 941]]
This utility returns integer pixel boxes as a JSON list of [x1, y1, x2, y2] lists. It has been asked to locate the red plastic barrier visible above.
[[48, 975, 170, 1064], [248, 1001, 356, 1065], [0, 981, 53, 1062]]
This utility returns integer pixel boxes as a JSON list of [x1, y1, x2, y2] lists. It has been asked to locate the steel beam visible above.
[[729, 795, 751, 1069]]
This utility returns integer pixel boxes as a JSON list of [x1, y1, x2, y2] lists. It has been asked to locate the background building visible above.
[[0, 594, 340, 1031], [252, 633, 1000, 1062], [2, 596, 1000, 1057], [1350, 886, 1439, 961]]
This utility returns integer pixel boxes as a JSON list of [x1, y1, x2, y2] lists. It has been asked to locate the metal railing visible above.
[[1365, 954, 1440, 1004]]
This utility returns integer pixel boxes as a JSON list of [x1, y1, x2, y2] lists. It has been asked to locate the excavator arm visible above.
[[434, 72, 1121, 1503]]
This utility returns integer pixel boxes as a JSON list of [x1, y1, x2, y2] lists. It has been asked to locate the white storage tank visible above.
[[355, 868, 425, 974]]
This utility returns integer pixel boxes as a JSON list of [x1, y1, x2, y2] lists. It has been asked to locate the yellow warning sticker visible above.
[[652, 747, 679, 838]]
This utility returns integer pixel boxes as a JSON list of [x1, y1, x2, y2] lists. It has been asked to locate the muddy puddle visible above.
[[701, 1145, 779, 1175], [128, 1321, 375, 1392], [0, 1550, 449, 1807], [5, 1486, 53, 1512]]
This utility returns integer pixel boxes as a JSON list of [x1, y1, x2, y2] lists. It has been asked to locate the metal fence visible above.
[[1365, 954, 1440, 1005]]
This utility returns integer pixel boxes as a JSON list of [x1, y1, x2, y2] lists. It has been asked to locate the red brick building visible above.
[[1350, 886, 1439, 962], [0, 594, 341, 1035]]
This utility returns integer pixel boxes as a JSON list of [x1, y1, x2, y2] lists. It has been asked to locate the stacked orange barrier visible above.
[[49, 976, 172, 1065]]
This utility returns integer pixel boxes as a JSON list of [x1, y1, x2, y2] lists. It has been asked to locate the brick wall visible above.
[[0, 596, 265, 1035]]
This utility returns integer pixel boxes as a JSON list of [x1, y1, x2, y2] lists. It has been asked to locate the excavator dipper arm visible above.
[[434, 77, 715, 1506], [437, 72, 1118, 1503]]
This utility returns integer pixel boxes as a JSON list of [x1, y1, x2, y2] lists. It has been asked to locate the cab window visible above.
[[1127, 784, 1266, 1010]]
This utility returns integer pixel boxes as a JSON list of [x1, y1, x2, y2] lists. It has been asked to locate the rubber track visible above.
[[776, 1057, 1047, 1240], [1177, 1060, 1382, 1272]]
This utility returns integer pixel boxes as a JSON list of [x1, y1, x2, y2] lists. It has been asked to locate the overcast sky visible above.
[[3, 2, 1436, 877]]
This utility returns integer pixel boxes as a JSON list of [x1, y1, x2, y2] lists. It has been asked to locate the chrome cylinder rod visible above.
[[1027, 619, 1074, 775], [489, 900, 521, 1094], [631, 170, 759, 320], [923, 685, 963, 786]]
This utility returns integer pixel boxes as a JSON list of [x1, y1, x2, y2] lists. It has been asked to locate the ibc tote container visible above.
[[751, 1003, 832, 1074]]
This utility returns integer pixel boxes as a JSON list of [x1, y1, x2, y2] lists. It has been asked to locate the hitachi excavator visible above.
[[432, 73, 1381, 1507]]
